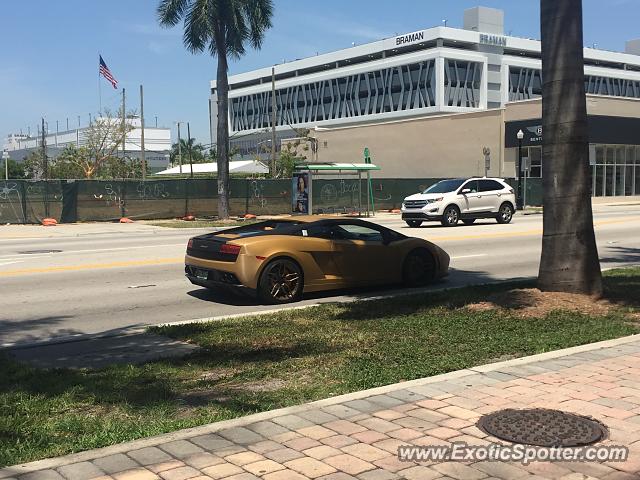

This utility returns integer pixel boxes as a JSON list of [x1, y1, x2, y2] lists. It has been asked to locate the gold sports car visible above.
[[185, 216, 450, 304]]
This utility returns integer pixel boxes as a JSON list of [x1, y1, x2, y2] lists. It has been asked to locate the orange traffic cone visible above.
[[119, 217, 134, 223], [244, 214, 257, 219], [41, 218, 57, 226]]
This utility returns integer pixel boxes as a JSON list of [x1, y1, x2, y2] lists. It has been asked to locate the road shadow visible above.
[[184, 267, 517, 308], [0, 315, 79, 347]]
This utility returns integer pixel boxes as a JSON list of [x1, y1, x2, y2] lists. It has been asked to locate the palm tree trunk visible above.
[[216, 52, 231, 219], [538, 0, 602, 295]]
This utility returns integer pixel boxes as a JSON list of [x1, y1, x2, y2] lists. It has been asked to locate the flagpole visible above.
[[98, 53, 102, 114]]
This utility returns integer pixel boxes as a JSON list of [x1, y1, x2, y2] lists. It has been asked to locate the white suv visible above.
[[401, 178, 516, 227]]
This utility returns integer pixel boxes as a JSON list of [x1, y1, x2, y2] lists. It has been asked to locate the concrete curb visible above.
[[2, 333, 638, 477]]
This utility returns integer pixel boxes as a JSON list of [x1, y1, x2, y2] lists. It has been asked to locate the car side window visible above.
[[331, 224, 384, 242], [303, 224, 333, 239], [461, 180, 478, 193], [478, 180, 503, 192]]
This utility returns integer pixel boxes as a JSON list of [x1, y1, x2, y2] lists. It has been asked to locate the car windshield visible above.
[[423, 179, 465, 194]]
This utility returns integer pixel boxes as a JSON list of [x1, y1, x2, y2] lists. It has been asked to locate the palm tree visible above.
[[170, 138, 206, 165], [538, 0, 602, 295], [157, 0, 273, 218]]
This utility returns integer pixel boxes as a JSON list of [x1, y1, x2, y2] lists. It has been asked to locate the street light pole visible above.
[[516, 129, 524, 210]]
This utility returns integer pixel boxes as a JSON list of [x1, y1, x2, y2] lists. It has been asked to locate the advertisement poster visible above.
[[292, 172, 311, 214]]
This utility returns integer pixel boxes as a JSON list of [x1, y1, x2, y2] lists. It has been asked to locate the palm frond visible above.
[[157, 0, 189, 27], [184, 0, 214, 53]]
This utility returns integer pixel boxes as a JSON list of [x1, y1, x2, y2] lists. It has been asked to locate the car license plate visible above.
[[194, 268, 209, 280]]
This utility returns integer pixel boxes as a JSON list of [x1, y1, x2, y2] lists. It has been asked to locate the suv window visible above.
[[461, 180, 479, 193], [423, 179, 465, 194], [478, 179, 504, 192]]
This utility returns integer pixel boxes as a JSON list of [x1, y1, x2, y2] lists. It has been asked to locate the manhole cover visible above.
[[18, 250, 62, 254], [477, 408, 607, 447]]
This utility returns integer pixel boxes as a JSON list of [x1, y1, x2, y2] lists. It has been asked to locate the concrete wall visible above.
[[312, 109, 504, 179], [309, 95, 640, 180]]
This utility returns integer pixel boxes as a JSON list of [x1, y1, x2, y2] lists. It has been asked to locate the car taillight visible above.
[[187, 238, 194, 249], [220, 244, 241, 255]]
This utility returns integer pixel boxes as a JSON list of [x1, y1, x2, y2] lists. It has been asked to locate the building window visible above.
[[508, 67, 640, 101], [443, 59, 482, 108], [522, 146, 542, 178], [592, 144, 638, 197], [229, 59, 438, 132]]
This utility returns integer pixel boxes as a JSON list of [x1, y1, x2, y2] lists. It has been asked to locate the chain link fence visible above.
[[0, 178, 542, 224]]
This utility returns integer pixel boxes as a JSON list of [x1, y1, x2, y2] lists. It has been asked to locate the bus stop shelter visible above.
[[292, 162, 380, 216]]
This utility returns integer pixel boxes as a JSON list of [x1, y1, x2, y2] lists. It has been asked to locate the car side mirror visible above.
[[460, 188, 471, 194]]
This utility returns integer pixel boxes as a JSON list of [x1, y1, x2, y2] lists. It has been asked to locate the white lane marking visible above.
[[450, 254, 489, 260], [0, 261, 21, 267], [0, 243, 185, 261]]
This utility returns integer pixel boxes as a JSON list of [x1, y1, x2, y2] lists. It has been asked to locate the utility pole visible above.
[[177, 122, 183, 174], [42, 117, 50, 218], [41, 118, 47, 179], [3, 151, 9, 181], [121, 88, 126, 159], [187, 122, 193, 178], [271, 66, 277, 175], [139, 84, 146, 180]]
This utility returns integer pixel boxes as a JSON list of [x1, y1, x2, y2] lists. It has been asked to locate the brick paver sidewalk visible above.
[[3, 336, 640, 480]]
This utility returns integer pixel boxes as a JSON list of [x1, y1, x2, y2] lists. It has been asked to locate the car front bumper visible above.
[[402, 211, 441, 221]]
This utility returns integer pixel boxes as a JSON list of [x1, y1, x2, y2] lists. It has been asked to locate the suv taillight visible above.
[[187, 238, 194, 249]]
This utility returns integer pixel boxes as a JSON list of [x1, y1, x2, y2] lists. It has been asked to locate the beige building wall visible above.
[[312, 109, 504, 179], [307, 96, 640, 179]]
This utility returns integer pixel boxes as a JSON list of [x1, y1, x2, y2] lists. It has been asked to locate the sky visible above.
[[1, 0, 639, 147]]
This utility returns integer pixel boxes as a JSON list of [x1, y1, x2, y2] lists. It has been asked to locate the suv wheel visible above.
[[496, 203, 514, 224], [441, 205, 460, 227], [406, 220, 422, 228]]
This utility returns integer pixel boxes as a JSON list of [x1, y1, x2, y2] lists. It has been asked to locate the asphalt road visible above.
[[1, 207, 639, 346]]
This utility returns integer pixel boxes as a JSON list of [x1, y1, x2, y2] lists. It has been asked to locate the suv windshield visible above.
[[423, 179, 465, 194]]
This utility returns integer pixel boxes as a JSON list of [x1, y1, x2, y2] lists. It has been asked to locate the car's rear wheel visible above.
[[406, 220, 422, 228], [402, 249, 436, 287], [258, 258, 303, 304], [462, 219, 476, 225], [441, 205, 460, 227], [496, 203, 514, 224]]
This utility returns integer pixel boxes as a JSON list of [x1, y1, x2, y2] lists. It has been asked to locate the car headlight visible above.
[[426, 197, 444, 204]]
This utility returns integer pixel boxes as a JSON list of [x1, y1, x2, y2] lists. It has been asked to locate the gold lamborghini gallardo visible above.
[[185, 216, 450, 304]]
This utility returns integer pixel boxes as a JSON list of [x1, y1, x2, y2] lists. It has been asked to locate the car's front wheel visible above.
[[258, 258, 303, 304], [496, 203, 514, 224], [406, 220, 422, 228], [402, 249, 436, 286], [441, 205, 460, 227]]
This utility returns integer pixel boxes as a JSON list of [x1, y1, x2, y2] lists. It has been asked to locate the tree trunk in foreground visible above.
[[538, 0, 602, 296], [216, 52, 230, 219]]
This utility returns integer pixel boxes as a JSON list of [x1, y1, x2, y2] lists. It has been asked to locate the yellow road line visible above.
[[0, 257, 183, 277], [1, 216, 638, 276]]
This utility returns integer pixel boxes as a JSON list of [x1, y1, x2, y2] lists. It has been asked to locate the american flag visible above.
[[99, 55, 118, 89]]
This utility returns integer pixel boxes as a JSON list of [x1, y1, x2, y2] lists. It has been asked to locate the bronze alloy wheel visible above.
[[259, 258, 303, 303], [402, 249, 435, 286]]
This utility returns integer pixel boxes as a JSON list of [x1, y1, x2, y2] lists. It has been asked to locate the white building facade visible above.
[[4, 118, 171, 173], [210, 6, 640, 149]]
